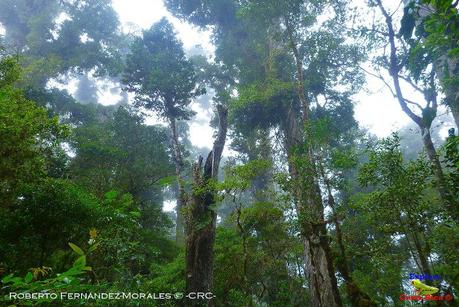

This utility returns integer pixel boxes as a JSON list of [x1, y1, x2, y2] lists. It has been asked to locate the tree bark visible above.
[[169, 116, 186, 245], [283, 17, 343, 306], [450, 102, 459, 130], [281, 105, 342, 307], [185, 105, 228, 307]]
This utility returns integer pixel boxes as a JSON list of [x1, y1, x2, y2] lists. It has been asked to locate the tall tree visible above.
[[70, 106, 173, 214], [122, 18, 203, 244]]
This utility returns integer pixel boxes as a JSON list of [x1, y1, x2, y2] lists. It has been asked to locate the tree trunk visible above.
[[420, 127, 457, 220], [421, 127, 448, 197], [235, 204, 253, 305], [169, 117, 186, 245], [281, 106, 342, 307], [186, 106, 228, 307], [320, 163, 376, 307], [250, 129, 272, 202], [283, 17, 343, 306], [450, 101, 459, 129], [435, 54, 459, 128], [411, 230, 432, 278]]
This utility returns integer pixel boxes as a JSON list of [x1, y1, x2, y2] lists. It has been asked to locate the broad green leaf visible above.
[[68, 243, 84, 256]]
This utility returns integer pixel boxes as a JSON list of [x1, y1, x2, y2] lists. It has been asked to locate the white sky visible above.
[[112, 0, 214, 53]]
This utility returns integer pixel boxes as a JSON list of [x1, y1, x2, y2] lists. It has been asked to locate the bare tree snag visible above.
[[185, 105, 228, 307]]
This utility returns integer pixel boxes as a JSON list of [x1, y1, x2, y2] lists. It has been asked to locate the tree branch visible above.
[[359, 65, 396, 97], [375, 0, 423, 127]]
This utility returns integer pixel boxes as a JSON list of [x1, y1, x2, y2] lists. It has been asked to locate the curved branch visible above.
[[359, 65, 396, 97], [376, 0, 423, 127]]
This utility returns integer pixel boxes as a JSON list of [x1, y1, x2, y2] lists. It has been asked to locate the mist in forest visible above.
[[0, 0, 458, 306]]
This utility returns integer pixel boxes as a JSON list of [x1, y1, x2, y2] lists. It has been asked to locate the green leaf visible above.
[[24, 272, 33, 283], [61, 267, 84, 277], [2, 273, 14, 283], [73, 256, 86, 269], [11, 277, 23, 285], [68, 242, 84, 256]]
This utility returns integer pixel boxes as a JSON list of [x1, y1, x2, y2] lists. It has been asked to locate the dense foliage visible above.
[[0, 0, 458, 306]]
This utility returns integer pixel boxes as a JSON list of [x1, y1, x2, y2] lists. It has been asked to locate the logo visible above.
[[411, 279, 438, 295], [399, 278, 453, 301]]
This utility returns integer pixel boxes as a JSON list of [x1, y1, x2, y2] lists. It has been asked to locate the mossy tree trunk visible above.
[[185, 105, 228, 307]]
